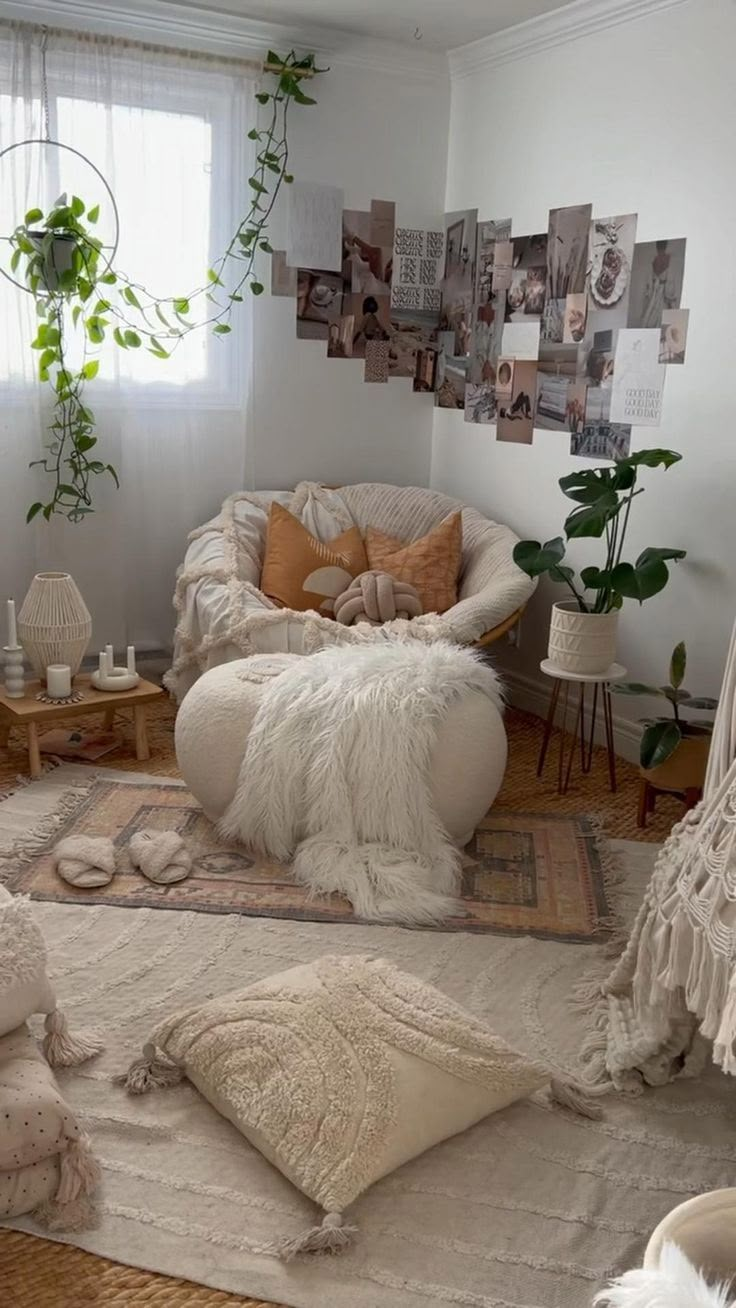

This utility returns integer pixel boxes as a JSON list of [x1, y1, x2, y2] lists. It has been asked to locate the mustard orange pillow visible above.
[[365, 511, 463, 615], [261, 502, 368, 614]]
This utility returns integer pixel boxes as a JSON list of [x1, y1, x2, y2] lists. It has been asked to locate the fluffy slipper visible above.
[[129, 830, 192, 884], [52, 836, 116, 888]]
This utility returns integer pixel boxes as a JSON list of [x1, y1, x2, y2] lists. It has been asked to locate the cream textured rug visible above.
[[2, 837, 735, 1307]]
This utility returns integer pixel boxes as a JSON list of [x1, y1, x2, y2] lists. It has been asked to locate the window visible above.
[[0, 42, 252, 402]]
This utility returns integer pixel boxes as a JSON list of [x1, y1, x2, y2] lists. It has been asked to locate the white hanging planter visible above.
[[28, 231, 78, 293], [18, 571, 92, 682], [547, 600, 618, 675]]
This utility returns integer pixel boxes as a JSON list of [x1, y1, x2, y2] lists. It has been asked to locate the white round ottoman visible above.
[[175, 654, 507, 847]]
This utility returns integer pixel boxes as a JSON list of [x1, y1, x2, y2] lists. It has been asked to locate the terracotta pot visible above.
[[640, 733, 711, 791], [644, 1189, 736, 1287], [547, 600, 618, 675]]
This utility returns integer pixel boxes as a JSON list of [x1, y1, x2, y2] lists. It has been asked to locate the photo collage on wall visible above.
[[279, 181, 689, 460]]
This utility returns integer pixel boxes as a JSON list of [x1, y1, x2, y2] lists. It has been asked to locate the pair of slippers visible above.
[[52, 832, 192, 888]]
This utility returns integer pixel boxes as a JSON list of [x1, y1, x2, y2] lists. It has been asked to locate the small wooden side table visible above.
[[537, 659, 626, 795], [0, 674, 164, 779]]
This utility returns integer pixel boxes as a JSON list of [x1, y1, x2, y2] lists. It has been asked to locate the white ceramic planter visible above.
[[644, 1189, 736, 1286], [547, 600, 618, 675]]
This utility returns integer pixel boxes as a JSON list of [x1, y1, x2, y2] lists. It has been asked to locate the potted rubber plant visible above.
[[612, 642, 718, 791], [513, 449, 686, 674]]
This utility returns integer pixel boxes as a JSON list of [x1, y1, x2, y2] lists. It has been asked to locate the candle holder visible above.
[[90, 643, 139, 692], [3, 646, 25, 699]]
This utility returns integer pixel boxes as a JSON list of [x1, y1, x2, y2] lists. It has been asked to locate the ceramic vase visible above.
[[547, 600, 618, 676], [17, 572, 92, 682]]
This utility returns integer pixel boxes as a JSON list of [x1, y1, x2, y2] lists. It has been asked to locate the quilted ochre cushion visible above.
[[365, 510, 463, 614], [260, 502, 368, 613], [123, 955, 567, 1256], [0, 1024, 100, 1225]]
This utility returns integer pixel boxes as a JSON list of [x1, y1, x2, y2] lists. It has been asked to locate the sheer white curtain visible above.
[[0, 22, 257, 652]]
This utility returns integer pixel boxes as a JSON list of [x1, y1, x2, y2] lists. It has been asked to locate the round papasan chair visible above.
[[165, 481, 536, 702]]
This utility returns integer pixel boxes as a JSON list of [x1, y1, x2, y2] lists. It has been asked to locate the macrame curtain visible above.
[[589, 617, 736, 1088], [0, 20, 258, 652]]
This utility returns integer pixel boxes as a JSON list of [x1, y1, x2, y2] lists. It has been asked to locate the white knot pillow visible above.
[[119, 954, 601, 1258], [333, 570, 422, 626], [0, 885, 102, 1068]]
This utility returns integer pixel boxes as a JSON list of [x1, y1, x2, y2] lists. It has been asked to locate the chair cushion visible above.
[[142, 955, 549, 1216], [260, 502, 368, 613], [365, 510, 463, 614]]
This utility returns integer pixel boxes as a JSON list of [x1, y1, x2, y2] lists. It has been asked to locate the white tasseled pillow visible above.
[[120, 954, 597, 1257]]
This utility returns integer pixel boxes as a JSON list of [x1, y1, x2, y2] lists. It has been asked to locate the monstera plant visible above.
[[513, 449, 686, 614], [8, 51, 322, 524]]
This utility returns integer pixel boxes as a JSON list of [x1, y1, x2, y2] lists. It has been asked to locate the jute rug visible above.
[[1, 767, 613, 941], [2, 845, 734, 1308]]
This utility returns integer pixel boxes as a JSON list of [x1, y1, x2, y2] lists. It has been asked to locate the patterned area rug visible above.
[[3, 861, 735, 1308], [1, 768, 613, 941]]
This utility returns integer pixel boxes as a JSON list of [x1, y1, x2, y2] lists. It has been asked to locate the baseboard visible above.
[[503, 668, 642, 766]]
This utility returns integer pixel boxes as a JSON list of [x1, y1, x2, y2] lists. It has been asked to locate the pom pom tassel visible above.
[[32, 1134, 101, 1233], [114, 1042, 183, 1094], [266, 1210, 358, 1261], [42, 1009, 104, 1068]]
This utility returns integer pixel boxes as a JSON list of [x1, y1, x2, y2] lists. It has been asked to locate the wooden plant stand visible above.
[[0, 674, 164, 779]]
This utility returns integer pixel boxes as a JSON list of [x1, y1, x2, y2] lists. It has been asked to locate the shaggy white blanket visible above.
[[595, 1241, 735, 1308], [218, 641, 503, 925]]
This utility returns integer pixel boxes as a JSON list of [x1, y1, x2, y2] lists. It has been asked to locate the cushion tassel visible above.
[[268, 1210, 358, 1260], [32, 1134, 101, 1233], [42, 1008, 104, 1068], [114, 1042, 184, 1094], [549, 1078, 606, 1119]]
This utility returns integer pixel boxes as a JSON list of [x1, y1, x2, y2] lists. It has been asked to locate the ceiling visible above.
[[172, 0, 580, 52]]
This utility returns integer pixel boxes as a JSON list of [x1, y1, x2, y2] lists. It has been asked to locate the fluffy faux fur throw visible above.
[[595, 1241, 736, 1308], [218, 641, 503, 924]]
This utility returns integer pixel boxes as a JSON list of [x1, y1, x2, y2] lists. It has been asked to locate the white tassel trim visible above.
[[42, 1009, 104, 1067], [115, 1042, 184, 1094], [264, 1210, 358, 1260], [32, 1134, 101, 1232]]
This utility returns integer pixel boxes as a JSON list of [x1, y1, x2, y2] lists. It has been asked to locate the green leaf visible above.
[[45, 325, 60, 346], [248, 177, 267, 194], [57, 483, 79, 498], [564, 490, 620, 539], [45, 207, 72, 228], [283, 173, 294, 184], [611, 682, 664, 697], [580, 566, 609, 590], [207, 268, 224, 286], [75, 434, 97, 452], [291, 85, 316, 105], [113, 326, 128, 348], [24, 207, 43, 225], [623, 449, 682, 471], [669, 641, 686, 689], [266, 49, 282, 64], [259, 239, 274, 253], [640, 720, 682, 770], [106, 464, 120, 487], [10, 247, 22, 273], [661, 687, 692, 704], [26, 501, 43, 523], [685, 697, 719, 711], [123, 286, 142, 309], [213, 323, 231, 334], [86, 320, 105, 344], [247, 128, 260, 140], [123, 329, 141, 347], [100, 271, 117, 284], [42, 504, 53, 521], [249, 281, 264, 295], [82, 360, 100, 380], [39, 347, 57, 371], [154, 304, 171, 327], [87, 204, 100, 224], [70, 195, 85, 218], [229, 292, 243, 302], [255, 91, 270, 104], [636, 545, 687, 567], [72, 304, 82, 326], [173, 297, 190, 315], [513, 537, 565, 578]]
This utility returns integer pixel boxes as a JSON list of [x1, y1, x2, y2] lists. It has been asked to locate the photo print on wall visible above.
[[283, 188, 687, 460]]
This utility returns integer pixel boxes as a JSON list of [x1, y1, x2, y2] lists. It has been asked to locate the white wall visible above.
[[252, 60, 448, 490], [431, 0, 735, 746]]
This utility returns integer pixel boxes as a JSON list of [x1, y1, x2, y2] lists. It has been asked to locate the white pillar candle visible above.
[[126, 645, 136, 674], [105, 644, 114, 675], [6, 599, 17, 649], [98, 650, 105, 677], [46, 664, 71, 699]]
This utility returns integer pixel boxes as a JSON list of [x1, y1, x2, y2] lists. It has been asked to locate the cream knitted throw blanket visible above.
[[585, 619, 736, 1090], [218, 641, 503, 925]]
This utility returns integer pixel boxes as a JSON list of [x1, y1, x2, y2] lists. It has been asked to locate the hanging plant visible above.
[[9, 51, 322, 524]]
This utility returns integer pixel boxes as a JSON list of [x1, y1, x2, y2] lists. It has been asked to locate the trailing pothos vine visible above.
[[8, 51, 322, 524]]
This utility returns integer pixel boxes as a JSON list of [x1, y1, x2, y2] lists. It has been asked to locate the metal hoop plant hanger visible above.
[[0, 30, 119, 291]]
